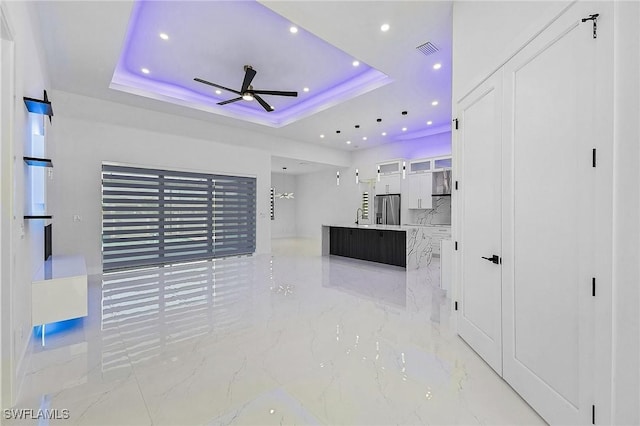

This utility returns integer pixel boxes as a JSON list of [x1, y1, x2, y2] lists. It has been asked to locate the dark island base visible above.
[[329, 226, 406, 267]]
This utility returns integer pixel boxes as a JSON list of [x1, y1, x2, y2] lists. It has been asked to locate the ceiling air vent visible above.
[[416, 41, 439, 56]]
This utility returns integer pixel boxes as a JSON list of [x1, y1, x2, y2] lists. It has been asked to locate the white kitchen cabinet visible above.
[[376, 159, 403, 176], [429, 226, 451, 254], [375, 174, 401, 195], [408, 159, 432, 174], [432, 156, 452, 171], [406, 173, 432, 209]]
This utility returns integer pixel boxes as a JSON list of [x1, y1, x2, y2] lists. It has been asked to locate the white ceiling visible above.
[[271, 156, 338, 175], [31, 0, 452, 168], [110, 1, 393, 128]]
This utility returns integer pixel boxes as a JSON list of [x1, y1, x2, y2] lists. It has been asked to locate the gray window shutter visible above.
[[102, 164, 256, 272]]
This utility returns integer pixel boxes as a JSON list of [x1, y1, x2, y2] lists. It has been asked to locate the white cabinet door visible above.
[[407, 175, 420, 209], [456, 70, 504, 375], [421, 174, 433, 208], [375, 174, 401, 195], [432, 157, 452, 171], [500, 2, 608, 424], [409, 159, 432, 174], [407, 174, 432, 209]]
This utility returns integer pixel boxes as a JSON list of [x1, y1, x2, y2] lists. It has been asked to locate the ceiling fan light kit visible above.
[[195, 65, 298, 112]]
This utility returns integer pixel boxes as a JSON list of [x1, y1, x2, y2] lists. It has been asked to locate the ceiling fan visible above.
[[194, 65, 298, 112]]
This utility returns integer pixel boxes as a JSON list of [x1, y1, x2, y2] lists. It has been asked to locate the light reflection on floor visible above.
[[11, 239, 545, 426]]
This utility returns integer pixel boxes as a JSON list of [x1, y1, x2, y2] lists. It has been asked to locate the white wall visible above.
[[51, 92, 352, 170], [49, 90, 354, 275], [612, 2, 640, 424], [452, 1, 571, 102], [52, 109, 272, 275], [295, 132, 452, 239], [0, 0, 51, 406], [270, 172, 297, 238], [296, 167, 358, 240]]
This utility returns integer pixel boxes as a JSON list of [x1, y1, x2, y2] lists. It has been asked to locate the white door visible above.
[[456, 71, 503, 374], [501, 2, 608, 423]]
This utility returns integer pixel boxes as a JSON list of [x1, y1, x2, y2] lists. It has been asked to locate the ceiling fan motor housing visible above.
[[194, 65, 298, 112]]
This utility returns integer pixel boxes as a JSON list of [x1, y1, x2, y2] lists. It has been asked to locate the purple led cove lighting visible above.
[[393, 123, 452, 141], [111, 1, 392, 128], [398, 132, 453, 160]]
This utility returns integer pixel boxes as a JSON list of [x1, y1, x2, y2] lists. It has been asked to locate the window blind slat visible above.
[[102, 164, 256, 272]]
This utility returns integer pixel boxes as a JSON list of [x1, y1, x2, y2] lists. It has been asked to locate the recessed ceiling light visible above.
[[215, 90, 222, 95], [380, 24, 390, 32], [141, 68, 150, 74], [346, 140, 351, 144], [431, 100, 439, 106], [320, 134, 325, 138], [427, 121, 433, 125], [381, 132, 387, 136], [303, 87, 309, 92], [433, 63, 442, 70], [402, 127, 407, 132], [352, 60, 360, 67], [290, 26, 298, 34], [362, 136, 367, 140], [159, 33, 169, 40]]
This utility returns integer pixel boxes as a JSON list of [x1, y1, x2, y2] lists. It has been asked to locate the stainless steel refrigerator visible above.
[[374, 194, 401, 225]]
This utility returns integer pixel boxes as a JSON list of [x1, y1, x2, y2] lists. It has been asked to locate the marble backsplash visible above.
[[407, 196, 451, 225]]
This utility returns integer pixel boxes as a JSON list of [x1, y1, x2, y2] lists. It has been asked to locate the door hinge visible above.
[[592, 148, 597, 167], [455, 181, 459, 190], [454, 241, 458, 251], [592, 277, 596, 296], [592, 404, 596, 424], [454, 301, 458, 311], [581, 14, 599, 39], [453, 118, 459, 130]]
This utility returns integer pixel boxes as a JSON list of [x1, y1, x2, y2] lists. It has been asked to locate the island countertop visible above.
[[323, 223, 450, 231]]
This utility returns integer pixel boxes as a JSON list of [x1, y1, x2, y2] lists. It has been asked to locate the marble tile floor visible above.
[[9, 239, 545, 426]]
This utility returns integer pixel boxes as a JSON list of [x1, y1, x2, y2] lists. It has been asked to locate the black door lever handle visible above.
[[481, 255, 501, 264]]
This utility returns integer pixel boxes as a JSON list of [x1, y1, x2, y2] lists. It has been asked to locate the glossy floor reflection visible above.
[[11, 239, 545, 425]]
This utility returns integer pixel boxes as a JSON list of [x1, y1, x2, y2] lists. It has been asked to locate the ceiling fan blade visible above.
[[253, 94, 274, 112], [194, 78, 241, 95], [217, 97, 243, 105], [241, 67, 257, 93], [250, 90, 298, 97]]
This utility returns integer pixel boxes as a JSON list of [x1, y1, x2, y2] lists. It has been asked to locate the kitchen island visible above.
[[321, 224, 448, 269]]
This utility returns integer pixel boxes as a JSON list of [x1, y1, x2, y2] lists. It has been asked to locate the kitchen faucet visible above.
[[356, 208, 363, 225]]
